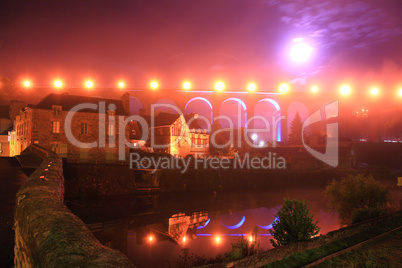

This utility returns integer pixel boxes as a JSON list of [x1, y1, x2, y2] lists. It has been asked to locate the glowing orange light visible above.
[[118, 82, 125, 88], [215, 82, 225, 91], [85, 81, 93, 88], [248, 83, 256, 92], [182, 236, 187, 243], [23, 81, 31, 87], [279, 83, 289, 93], [340, 85, 351, 95], [215, 236, 221, 243], [54, 80, 62, 88], [370, 88, 379, 95], [183, 81, 191, 90], [150, 81, 158, 89], [248, 236, 253, 243], [398, 88, 402, 96], [148, 236, 154, 242], [311, 86, 318, 93]]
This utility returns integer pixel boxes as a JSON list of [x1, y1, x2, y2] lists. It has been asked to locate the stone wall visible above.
[[14, 145, 134, 267]]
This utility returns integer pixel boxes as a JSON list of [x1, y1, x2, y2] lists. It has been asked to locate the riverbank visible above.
[[63, 159, 397, 200], [221, 211, 402, 267], [313, 227, 402, 267]]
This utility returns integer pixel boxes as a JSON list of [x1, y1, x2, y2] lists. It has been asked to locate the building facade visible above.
[[10, 93, 130, 162], [149, 112, 209, 157], [0, 100, 26, 156]]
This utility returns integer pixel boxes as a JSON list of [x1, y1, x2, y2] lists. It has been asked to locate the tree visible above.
[[326, 174, 390, 225], [288, 112, 303, 145], [269, 198, 320, 247]]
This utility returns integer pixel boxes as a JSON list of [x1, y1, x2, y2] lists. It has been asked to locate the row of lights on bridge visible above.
[[21, 80, 402, 96], [146, 234, 254, 244]]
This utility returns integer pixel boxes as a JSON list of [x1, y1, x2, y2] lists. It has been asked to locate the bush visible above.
[[326, 174, 390, 225], [269, 198, 320, 247], [351, 208, 387, 224]]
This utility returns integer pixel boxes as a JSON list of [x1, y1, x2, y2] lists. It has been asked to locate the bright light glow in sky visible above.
[[289, 38, 313, 63]]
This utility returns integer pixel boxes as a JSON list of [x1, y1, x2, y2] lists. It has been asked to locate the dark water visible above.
[[68, 185, 342, 267]]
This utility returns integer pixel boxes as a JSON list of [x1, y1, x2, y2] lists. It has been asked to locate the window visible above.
[[81, 123, 88, 134], [52, 121, 60, 133], [108, 124, 114, 136], [53, 106, 62, 116]]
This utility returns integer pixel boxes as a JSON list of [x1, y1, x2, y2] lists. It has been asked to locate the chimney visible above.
[[120, 93, 130, 115]]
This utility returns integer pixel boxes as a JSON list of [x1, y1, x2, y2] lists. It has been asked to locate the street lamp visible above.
[[183, 81, 191, 90], [248, 83, 256, 92], [54, 80, 62, 88], [279, 83, 289, 93], [370, 88, 379, 96], [23, 81, 31, 87], [340, 85, 351, 96], [85, 81, 94, 88], [311, 86, 318, 93], [251, 133, 258, 141], [150, 81, 158, 90], [215, 82, 225, 91]]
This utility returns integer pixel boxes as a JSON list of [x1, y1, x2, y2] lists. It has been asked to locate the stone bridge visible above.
[[123, 89, 324, 142]]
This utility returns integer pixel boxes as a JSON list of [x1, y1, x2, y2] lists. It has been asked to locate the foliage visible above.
[[210, 146, 238, 158], [176, 248, 208, 268], [288, 112, 303, 145], [326, 174, 390, 225], [266, 213, 402, 267], [351, 207, 386, 224], [269, 198, 320, 247], [175, 229, 262, 267], [224, 227, 262, 261]]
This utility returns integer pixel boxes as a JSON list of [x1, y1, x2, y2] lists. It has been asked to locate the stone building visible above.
[[148, 112, 209, 157], [0, 100, 26, 156], [10, 93, 130, 162]]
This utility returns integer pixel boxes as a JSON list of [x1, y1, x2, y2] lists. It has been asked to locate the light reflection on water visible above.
[[68, 187, 340, 267]]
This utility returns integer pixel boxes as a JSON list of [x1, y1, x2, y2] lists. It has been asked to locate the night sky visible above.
[[1, 0, 402, 91]]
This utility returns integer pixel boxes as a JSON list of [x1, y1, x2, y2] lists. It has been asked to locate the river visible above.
[[67, 184, 345, 267]]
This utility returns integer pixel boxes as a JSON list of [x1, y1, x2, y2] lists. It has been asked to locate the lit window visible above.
[[52, 121, 60, 133], [108, 124, 114, 136], [81, 123, 88, 134]]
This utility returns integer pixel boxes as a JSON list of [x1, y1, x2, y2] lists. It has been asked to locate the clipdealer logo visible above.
[[129, 152, 286, 174], [63, 100, 339, 169]]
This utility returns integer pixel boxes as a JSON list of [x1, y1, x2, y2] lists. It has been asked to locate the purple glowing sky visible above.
[[1, 0, 402, 90]]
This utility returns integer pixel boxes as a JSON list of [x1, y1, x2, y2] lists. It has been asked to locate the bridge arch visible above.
[[219, 97, 247, 129], [253, 98, 282, 142], [185, 97, 213, 125]]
